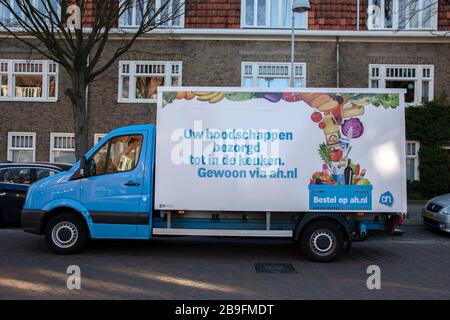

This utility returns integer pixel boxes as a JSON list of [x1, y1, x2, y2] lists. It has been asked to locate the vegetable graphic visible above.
[[162, 92, 177, 107], [371, 93, 399, 109], [282, 92, 303, 102], [185, 92, 195, 100], [197, 92, 225, 103], [259, 92, 283, 103], [176, 91, 185, 99], [319, 143, 332, 168], [224, 92, 255, 101], [209, 92, 225, 104], [341, 118, 364, 139], [329, 148, 343, 162], [311, 111, 323, 123]]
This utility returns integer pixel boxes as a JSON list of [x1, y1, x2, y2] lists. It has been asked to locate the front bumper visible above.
[[21, 210, 47, 234], [423, 215, 450, 233]]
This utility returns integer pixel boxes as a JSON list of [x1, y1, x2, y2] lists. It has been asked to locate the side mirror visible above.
[[87, 158, 97, 176], [80, 156, 87, 177], [79, 156, 96, 177]]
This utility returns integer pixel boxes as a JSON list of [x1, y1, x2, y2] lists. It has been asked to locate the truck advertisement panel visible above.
[[155, 87, 407, 213]]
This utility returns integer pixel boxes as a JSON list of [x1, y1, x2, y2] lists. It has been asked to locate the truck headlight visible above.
[[442, 207, 449, 215]]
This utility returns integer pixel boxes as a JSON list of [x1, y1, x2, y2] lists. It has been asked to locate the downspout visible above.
[[356, 0, 360, 31], [336, 36, 340, 88]]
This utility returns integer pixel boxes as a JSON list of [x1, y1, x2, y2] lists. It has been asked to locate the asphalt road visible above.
[[0, 203, 449, 300]]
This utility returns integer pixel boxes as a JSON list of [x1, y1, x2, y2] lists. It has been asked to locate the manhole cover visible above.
[[254, 263, 297, 273]]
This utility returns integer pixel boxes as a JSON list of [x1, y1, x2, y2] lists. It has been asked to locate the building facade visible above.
[[0, 0, 449, 183]]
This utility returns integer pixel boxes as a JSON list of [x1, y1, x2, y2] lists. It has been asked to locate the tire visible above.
[[300, 221, 344, 262], [44, 213, 88, 254]]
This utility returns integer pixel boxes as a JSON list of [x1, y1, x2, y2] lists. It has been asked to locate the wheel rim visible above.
[[310, 229, 336, 256], [51, 222, 78, 249]]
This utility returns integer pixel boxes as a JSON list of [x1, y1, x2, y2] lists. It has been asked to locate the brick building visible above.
[[0, 0, 449, 183]]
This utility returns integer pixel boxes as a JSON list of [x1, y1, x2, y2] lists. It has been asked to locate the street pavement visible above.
[[0, 202, 449, 300]]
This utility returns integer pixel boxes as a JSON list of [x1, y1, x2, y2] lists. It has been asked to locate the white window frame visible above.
[[119, 0, 185, 28], [50, 133, 75, 163], [369, 64, 434, 106], [241, 61, 306, 87], [118, 61, 182, 103], [406, 140, 420, 181], [7, 132, 36, 162], [241, 0, 308, 29], [0, 59, 58, 102], [0, 0, 61, 28], [367, 0, 438, 30], [241, 0, 308, 30], [94, 133, 107, 145]]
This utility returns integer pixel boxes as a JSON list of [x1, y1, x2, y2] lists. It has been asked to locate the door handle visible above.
[[124, 181, 140, 187]]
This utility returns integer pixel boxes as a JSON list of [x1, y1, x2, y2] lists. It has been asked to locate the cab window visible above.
[[32, 168, 58, 183], [90, 135, 143, 176]]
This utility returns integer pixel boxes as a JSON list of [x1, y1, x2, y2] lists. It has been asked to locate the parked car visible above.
[[0, 162, 72, 226], [422, 194, 450, 233]]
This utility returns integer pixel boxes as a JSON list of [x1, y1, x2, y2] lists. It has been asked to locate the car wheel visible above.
[[45, 213, 88, 254], [300, 221, 344, 262]]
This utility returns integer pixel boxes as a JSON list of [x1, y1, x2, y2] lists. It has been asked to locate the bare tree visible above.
[[0, 0, 184, 159]]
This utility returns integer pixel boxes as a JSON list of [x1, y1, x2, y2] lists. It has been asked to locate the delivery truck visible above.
[[21, 87, 407, 262]]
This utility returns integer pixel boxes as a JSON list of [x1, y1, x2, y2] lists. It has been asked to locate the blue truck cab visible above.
[[21, 124, 401, 262]]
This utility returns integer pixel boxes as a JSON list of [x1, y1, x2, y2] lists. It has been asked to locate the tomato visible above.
[[311, 112, 323, 123]]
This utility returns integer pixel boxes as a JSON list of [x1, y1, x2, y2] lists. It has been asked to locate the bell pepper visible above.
[[329, 148, 343, 162]]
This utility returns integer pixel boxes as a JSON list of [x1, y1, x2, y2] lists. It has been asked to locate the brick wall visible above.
[[438, 0, 450, 31], [308, 0, 367, 30], [184, 0, 241, 28]]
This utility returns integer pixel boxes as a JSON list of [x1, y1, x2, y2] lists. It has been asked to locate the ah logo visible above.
[[379, 191, 394, 207]]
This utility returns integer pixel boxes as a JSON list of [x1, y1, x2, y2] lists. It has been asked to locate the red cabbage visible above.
[[341, 118, 364, 138]]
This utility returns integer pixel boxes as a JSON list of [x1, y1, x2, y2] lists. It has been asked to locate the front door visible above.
[[80, 132, 147, 238]]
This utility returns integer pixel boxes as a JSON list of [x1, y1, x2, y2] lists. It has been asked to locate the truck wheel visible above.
[[300, 221, 344, 262], [44, 213, 88, 254]]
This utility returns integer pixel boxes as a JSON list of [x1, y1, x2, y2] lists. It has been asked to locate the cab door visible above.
[[80, 132, 147, 238]]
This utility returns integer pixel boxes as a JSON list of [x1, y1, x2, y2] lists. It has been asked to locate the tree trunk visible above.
[[65, 71, 89, 161]]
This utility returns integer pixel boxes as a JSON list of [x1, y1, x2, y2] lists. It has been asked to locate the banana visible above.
[[193, 91, 214, 96], [197, 92, 221, 101], [209, 92, 225, 104]]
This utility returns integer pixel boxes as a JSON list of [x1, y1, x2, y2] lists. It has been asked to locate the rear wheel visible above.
[[45, 213, 88, 254], [300, 221, 344, 262]]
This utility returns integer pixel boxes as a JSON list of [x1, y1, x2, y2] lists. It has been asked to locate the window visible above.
[[50, 133, 76, 164], [406, 141, 420, 181], [0, 0, 61, 27], [120, 0, 184, 28], [368, 0, 438, 30], [0, 167, 32, 184], [242, 62, 306, 88], [35, 168, 58, 181], [7, 132, 36, 162], [242, 0, 308, 29], [0, 60, 58, 101], [94, 134, 107, 145], [90, 135, 143, 176], [118, 61, 182, 103], [369, 64, 433, 105]]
